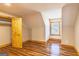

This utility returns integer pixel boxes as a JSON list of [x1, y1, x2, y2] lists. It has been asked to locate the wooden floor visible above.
[[0, 40, 78, 56]]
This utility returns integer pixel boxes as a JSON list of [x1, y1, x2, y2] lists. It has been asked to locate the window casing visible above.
[[50, 18, 62, 36]]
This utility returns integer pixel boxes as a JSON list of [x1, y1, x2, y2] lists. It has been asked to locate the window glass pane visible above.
[[50, 22, 60, 35]]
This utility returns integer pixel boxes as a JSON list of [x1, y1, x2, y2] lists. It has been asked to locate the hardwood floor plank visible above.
[[0, 39, 78, 56]]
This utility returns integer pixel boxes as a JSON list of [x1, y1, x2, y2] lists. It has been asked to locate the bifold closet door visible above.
[[12, 17, 22, 48]]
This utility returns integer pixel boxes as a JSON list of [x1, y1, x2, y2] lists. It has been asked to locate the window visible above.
[[50, 18, 61, 36]]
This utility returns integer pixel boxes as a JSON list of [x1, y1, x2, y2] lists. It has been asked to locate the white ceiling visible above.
[[0, 3, 66, 28], [0, 3, 79, 27], [0, 3, 66, 17]]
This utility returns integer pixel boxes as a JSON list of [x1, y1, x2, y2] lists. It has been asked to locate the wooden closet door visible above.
[[12, 17, 22, 48]]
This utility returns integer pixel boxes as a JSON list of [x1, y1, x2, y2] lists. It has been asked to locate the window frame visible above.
[[50, 19, 61, 36]]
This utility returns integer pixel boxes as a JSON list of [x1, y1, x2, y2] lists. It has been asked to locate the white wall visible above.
[[32, 27, 45, 41], [75, 12, 79, 52], [41, 8, 62, 41], [22, 19, 29, 42], [62, 4, 79, 46], [62, 26, 75, 46], [0, 25, 11, 46], [25, 12, 45, 42]]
